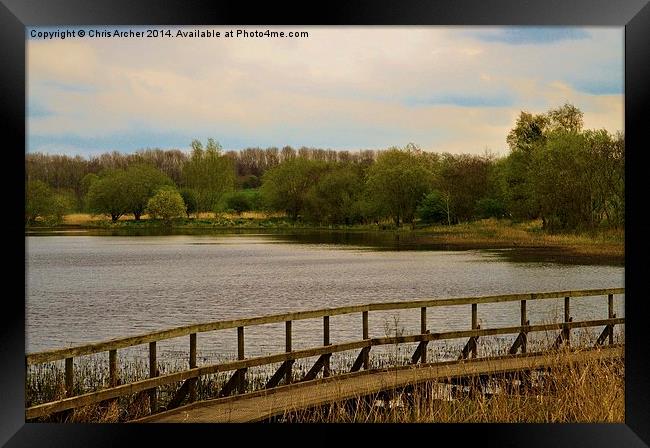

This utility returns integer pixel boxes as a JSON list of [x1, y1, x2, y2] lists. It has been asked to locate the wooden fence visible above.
[[25, 287, 624, 420]]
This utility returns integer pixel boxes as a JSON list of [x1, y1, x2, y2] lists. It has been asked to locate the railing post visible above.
[[520, 300, 527, 354], [471, 303, 478, 358], [237, 326, 246, 393], [323, 316, 330, 377], [564, 296, 571, 345], [362, 310, 369, 369], [65, 357, 74, 397], [285, 321, 292, 384], [189, 333, 197, 402], [608, 293, 615, 345], [149, 342, 157, 413], [109, 350, 118, 387], [421, 307, 427, 363]]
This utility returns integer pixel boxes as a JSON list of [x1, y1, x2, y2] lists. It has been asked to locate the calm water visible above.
[[26, 234, 624, 361]]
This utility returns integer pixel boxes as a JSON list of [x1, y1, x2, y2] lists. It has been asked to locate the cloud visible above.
[[405, 93, 515, 108], [26, 26, 623, 156], [470, 27, 590, 45]]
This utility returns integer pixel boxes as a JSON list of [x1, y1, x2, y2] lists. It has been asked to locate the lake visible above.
[[25, 233, 624, 363]]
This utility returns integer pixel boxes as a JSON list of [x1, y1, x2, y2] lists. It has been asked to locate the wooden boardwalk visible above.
[[25, 288, 624, 422], [137, 345, 623, 423]]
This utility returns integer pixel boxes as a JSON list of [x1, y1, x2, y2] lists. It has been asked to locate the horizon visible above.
[[27, 26, 624, 157]]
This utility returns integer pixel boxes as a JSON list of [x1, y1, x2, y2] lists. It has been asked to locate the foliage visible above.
[[179, 188, 199, 218], [220, 191, 253, 215], [260, 158, 327, 220], [85, 170, 130, 222], [25, 180, 72, 225], [181, 138, 236, 212], [366, 147, 433, 226], [123, 164, 174, 220], [145, 187, 186, 223], [303, 165, 365, 225], [416, 190, 450, 225]]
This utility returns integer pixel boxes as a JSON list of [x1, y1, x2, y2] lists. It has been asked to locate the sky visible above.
[[27, 26, 624, 157]]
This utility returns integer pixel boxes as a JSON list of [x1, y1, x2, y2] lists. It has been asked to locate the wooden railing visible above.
[[25, 287, 624, 420]]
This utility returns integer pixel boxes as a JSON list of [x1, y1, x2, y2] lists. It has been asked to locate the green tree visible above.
[[365, 147, 433, 227], [26, 180, 52, 224], [304, 165, 364, 225], [85, 169, 130, 222], [145, 187, 186, 223], [416, 190, 449, 225], [180, 188, 199, 218], [123, 164, 174, 220], [260, 158, 326, 220], [26, 180, 71, 225], [181, 139, 236, 212]]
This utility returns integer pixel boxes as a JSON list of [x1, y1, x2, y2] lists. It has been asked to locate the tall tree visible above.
[[181, 139, 236, 212], [365, 147, 433, 227]]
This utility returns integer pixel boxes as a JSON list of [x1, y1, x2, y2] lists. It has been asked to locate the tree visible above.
[[145, 187, 186, 223], [181, 139, 236, 212], [416, 190, 449, 225], [123, 164, 174, 220], [25, 180, 71, 225], [26, 180, 52, 224], [85, 169, 130, 222], [365, 147, 433, 227], [260, 158, 326, 220], [304, 165, 364, 225], [180, 188, 199, 218]]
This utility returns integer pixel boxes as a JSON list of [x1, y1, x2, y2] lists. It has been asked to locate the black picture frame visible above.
[[3, 0, 649, 446]]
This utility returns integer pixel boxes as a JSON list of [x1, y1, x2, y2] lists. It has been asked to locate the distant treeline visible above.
[[26, 104, 624, 231]]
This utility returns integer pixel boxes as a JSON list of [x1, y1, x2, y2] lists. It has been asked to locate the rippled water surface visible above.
[[26, 234, 624, 360]]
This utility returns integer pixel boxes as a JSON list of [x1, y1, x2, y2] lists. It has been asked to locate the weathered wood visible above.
[[608, 294, 614, 345], [323, 316, 330, 377], [237, 327, 244, 360], [509, 333, 523, 355], [350, 347, 370, 372], [471, 304, 478, 358], [410, 341, 429, 364], [139, 345, 624, 423], [285, 321, 292, 384], [167, 379, 191, 410], [521, 300, 528, 354], [109, 350, 118, 387], [149, 342, 157, 413], [25, 288, 625, 365], [564, 296, 571, 345], [596, 325, 613, 346], [25, 319, 624, 420], [420, 307, 427, 363], [219, 369, 247, 397], [265, 361, 295, 389], [189, 333, 197, 403], [65, 358, 74, 397], [362, 311, 369, 369], [302, 354, 331, 382]]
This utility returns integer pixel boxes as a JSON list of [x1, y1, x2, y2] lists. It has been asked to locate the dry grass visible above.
[[419, 219, 624, 259], [282, 348, 624, 423]]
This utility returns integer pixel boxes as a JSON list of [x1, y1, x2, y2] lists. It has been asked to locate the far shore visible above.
[[27, 213, 624, 265]]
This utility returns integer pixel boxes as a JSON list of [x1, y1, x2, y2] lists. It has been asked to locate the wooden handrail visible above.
[[25, 316, 624, 419], [26, 287, 624, 365]]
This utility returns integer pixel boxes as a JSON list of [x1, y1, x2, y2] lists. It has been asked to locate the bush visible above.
[[145, 187, 186, 223], [221, 191, 252, 215]]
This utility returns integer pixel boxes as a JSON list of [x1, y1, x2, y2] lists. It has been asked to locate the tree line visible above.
[[26, 104, 624, 231]]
